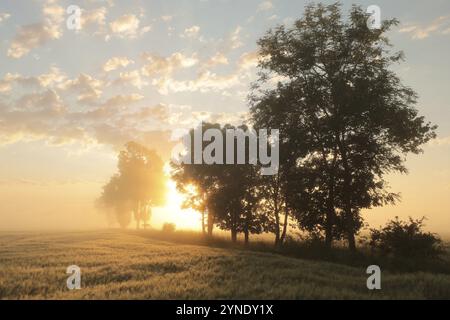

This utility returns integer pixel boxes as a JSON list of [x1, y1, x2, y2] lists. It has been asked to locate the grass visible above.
[[0, 229, 449, 299]]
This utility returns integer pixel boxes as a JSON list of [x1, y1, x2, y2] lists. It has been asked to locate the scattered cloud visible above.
[[0, 67, 66, 91], [400, 15, 450, 39], [107, 13, 152, 39], [161, 15, 173, 22], [257, 1, 274, 12], [59, 73, 105, 105], [227, 26, 243, 50], [7, 23, 61, 59], [109, 14, 140, 38], [203, 52, 229, 68], [182, 25, 201, 39], [141, 52, 198, 77], [7, 1, 64, 59], [112, 70, 149, 89], [150, 51, 259, 95], [103, 56, 135, 72], [427, 136, 450, 147], [81, 7, 107, 29], [0, 12, 11, 24]]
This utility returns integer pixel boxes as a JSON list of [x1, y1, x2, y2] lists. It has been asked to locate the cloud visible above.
[[427, 136, 450, 147], [92, 124, 175, 156], [0, 73, 20, 93], [0, 12, 11, 24], [7, 0, 65, 59], [182, 25, 200, 38], [102, 93, 144, 107], [140, 25, 152, 35], [59, 73, 105, 105], [257, 1, 274, 12], [0, 70, 248, 158], [0, 68, 66, 96], [15, 89, 65, 112], [161, 15, 173, 22], [42, 2, 65, 26], [237, 51, 260, 70], [203, 52, 229, 68], [109, 14, 140, 38], [81, 7, 107, 29], [7, 23, 61, 59], [103, 56, 135, 72], [112, 70, 149, 89], [400, 15, 450, 39], [150, 51, 259, 95], [227, 26, 243, 50], [141, 52, 198, 77]]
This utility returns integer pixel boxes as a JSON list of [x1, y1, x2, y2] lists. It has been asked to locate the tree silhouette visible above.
[[172, 123, 266, 243], [98, 142, 166, 229], [251, 3, 436, 250], [171, 123, 223, 236]]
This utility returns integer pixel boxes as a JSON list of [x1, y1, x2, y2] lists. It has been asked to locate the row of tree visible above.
[[171, 4, 436, 250], [98, 3, 436, 251]]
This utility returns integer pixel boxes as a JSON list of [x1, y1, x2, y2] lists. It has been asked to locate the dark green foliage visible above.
[[369, 217, 443, 259]]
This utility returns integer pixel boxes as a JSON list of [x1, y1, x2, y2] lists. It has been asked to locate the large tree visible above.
[[98, 142, 166, 229], [250, 3, 436, 250]]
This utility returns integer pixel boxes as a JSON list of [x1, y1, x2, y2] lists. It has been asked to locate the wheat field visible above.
[[0, 230, 449, 299]]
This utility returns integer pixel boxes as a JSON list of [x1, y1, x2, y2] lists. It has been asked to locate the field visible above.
[[0, 230, 449, 299]]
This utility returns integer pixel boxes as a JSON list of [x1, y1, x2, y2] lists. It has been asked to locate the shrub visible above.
[[162, 222, 176, 233], [369, 217, 443, 259]]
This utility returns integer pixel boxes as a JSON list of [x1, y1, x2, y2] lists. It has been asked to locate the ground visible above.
[[0, 230, 449, 299]]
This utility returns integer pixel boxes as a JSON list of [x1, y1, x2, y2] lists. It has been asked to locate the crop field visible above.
[[0, 230, 449, 299]]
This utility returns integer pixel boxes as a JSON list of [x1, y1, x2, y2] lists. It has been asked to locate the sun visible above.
[[152, 163, 201, 231]]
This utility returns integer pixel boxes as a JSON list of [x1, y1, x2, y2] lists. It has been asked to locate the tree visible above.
[[98, 142, 166, 229], [251, 3, 436, 250], [171, 123, 223, 236], [210, 159, 263, 244]]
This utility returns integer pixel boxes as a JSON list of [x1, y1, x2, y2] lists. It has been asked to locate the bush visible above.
[[369, 217, 443, 259], [162, 223, 176, 233]]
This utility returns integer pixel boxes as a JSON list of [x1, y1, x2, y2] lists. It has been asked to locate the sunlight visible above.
[[152, 163, 201, 231]]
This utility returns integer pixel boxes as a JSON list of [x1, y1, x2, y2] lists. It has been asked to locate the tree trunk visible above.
[[273, 195, 280, 246], [325, 219, 333, 249], [201, 210, 206, 235], [231, 228, 237, 243], [348, 231, 356, 251], [244, 229, 249, 245], [207, 208, 214, 237], [279, 208, 288, 246], [338, 139, 357, 251], [135, 201, 142, 230], [325, 203, 335, 249]]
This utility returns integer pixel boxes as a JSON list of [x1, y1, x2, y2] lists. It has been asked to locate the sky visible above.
[[0, 0, 449, 236]]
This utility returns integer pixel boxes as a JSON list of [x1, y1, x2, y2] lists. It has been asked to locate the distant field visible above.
[[0, 230, 449, 299]]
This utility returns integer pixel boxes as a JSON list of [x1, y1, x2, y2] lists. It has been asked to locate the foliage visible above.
[[369, 217, 443, 258], [98, 142, 166, 228]]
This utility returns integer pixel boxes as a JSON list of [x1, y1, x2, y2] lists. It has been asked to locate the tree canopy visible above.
[[98, 142, 166, 228]]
